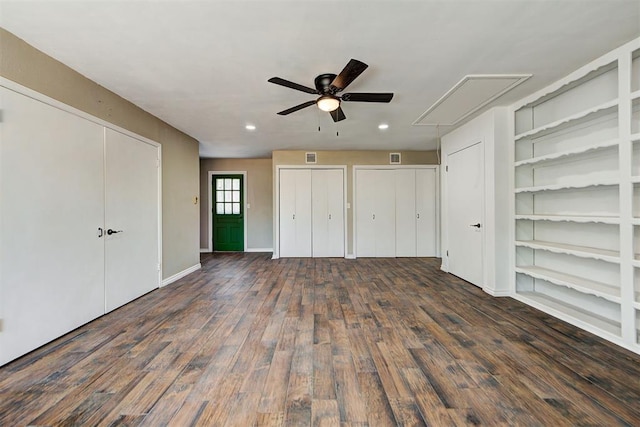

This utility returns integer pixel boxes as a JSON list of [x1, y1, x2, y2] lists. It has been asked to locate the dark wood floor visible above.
[[1, 253, 639, 426]]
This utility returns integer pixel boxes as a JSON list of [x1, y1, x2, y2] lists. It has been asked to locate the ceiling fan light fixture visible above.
[[317, 95, 340, 112]]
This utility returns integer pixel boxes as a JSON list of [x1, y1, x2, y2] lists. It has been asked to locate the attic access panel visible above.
[[413, 74, 531, 126]]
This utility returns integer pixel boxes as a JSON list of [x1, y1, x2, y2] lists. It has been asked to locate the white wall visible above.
[[440, 107, 511, 296]]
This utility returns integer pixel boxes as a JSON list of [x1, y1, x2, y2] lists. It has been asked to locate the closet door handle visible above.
[[470, 223, 481, 228], [293, 214, 295, 220], [417, 213, 420, 219], [97, 227, 104, 238], [107, 229, 123, 235], [372, 214, 375, 220], [328, 214, 332, 220]]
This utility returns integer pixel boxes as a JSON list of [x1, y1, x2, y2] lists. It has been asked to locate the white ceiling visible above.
[[1, 1, 639, 158]]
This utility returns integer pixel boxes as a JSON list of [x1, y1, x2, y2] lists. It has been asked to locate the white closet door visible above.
[[279, 169, 312, 257], [356, 169, 396, 257], [356, 169, 377, 257], [374, 170, 397, 257], [104, 129, 160, 312], [325, 169, 345, 257], [395, 169, 417, 257], [416, 168, 437, 257], [312, 169, 344, 257], [0, 88, 105, 365]]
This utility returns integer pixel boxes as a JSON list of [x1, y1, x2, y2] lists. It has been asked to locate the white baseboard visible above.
[[161, 263, 201, 287], [200, 248, 211, 253], [483, 287, 511, 297], [246, 248, 273, 252], [345, 253, 356, 259]]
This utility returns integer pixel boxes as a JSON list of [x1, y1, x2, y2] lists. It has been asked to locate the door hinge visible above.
[[446, 250, 449, 256], [157, 263, 161, 272], [446, 165, 448, 172], [0, 319, 3, 332]]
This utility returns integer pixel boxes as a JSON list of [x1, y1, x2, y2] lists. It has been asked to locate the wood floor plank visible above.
[[0, 253, 639, 426]]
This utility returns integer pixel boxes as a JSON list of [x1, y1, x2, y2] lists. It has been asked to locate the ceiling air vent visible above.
[[305, 152, 317, 164], [390, 153, 401, 164]]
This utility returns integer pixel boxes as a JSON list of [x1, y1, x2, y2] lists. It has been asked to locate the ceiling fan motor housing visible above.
[[315, 73, 338, 94]]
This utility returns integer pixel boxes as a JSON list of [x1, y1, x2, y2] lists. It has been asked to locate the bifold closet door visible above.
[[416, 168, 437, 256], [312, 169, 344, 257], [0, 87, 105, 365], [356, 169, 396, 257], [395, 169, 417, 257], [104, 129, 160, 312], [279, 169, 312, 257]]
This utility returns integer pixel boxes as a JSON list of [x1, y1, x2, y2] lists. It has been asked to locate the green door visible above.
[[213, 175, 244, 251]]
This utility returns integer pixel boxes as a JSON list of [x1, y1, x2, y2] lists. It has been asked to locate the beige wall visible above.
[[200, 158, 273, 250], [272, 150, 439, 254], [1, 28, 201, 279]]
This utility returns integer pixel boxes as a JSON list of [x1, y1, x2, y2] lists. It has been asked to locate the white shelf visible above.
[[514, 178, 618, 193], [515, 240, 620, 263], [632, 89, 640, 101], [631, 218, 640, 226], [515, 214, 619, 224], [633, 259, 640, 268], [631, 132, 640, 142], [516, 266, 620, 303], [514, 138, 619, 167], [631, 176, 640, 184], [514, 99, 618, 141], [515, 292, 621, 337]]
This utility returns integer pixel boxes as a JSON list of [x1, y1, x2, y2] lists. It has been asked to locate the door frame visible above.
[[352, 165, 440, 259], [274, 165, 347, 259], [207, 171, 247, 253]]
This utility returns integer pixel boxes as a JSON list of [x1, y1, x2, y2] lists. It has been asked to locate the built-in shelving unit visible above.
[[511, 38, 640, 354]]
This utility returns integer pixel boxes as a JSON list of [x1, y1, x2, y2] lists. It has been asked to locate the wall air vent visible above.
[[413, 74, 531, 126], [305, 152, 317, 164], [390, 153, 401, 164]]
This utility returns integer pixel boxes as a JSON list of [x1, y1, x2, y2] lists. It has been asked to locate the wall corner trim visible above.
[[483, 288, 511, 297], [246, 248, 274, 253], [161, 263, 201, 287]]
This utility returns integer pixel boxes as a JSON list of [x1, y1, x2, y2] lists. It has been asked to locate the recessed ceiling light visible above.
[[378, 123, 389, 130], [245, 124, 256, 131]]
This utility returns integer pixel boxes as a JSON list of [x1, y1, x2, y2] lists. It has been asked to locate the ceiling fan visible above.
[[268, 59, 394, 122]]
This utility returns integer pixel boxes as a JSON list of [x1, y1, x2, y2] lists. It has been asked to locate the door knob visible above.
[[107, 229, 123, 235], [470, 223, 481, 228]]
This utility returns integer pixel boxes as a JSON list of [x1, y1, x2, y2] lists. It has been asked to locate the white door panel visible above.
[[448, 143, 484, 286], [416, 168, 437, 256], [0, 88, 105, 364], [312, 169, 344, 257], [325, 169, 345, 257], [356, 170, 377, 257], [105, 129, 160, 312], [374, 170, 396, 257], [395, 169, 416, 257], [279, 169, 311, 257]]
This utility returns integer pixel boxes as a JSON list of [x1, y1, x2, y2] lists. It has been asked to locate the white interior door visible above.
[[395, 169, 417, 257], [447, 142, 484, 286], [312, 169, 344, 257], [105, 129, 160, 312], [279, 169, 311, 257], [0, 88, 105, 364], [416, 168, 437, 257]]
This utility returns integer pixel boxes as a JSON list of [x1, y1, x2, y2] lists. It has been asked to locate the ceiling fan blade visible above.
[[277, 100, 316, 115], [329, 106, 346, 122], [268, 77, 318, 94], [330, 59, 368, 92], [341, 92, 394, 103]]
